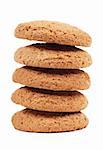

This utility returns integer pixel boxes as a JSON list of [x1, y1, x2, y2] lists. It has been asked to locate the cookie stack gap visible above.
[[11, 20, 92, 133]]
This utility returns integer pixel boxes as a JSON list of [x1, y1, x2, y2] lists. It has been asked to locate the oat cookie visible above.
[[15, 20, 92, 47], [14, 43, 92, 69], [12, 87, 88, 112], [12, 67, 90, 91], [12, 109, 89, 132]]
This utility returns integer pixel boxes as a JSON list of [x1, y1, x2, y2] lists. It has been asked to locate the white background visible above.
[[0, 0, 102, 149]]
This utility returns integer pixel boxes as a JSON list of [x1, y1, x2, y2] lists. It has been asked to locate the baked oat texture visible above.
[[15, 20, 92, 47], [12, 67, 90, 91], [14, 43, 92, 69], [12, 109, 89, 132], [12, 87, 88, 112]]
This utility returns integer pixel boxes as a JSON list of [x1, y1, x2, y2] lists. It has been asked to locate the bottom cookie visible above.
[[12, 109, 88, 133]]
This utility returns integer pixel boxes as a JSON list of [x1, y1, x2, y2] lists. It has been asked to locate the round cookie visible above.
[[12, 67, 90, 91], [15, 20, 92, 47], [12, 109, 89, 132], [11, 87, 88, 112], [14, 43, 92, 69]]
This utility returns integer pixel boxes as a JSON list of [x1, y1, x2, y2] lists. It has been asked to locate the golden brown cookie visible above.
[[12, 67, 90, 91], [14, 43, 92, 69], [11, 87, 88, 112], [12, 109, 88, 132], [15, 20, 92, 47]]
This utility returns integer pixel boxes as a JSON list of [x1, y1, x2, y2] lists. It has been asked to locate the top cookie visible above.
[[15, 20, 92, 47]]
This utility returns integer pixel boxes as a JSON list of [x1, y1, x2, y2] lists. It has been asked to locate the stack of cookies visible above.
[[11, 21, 92, 133]]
